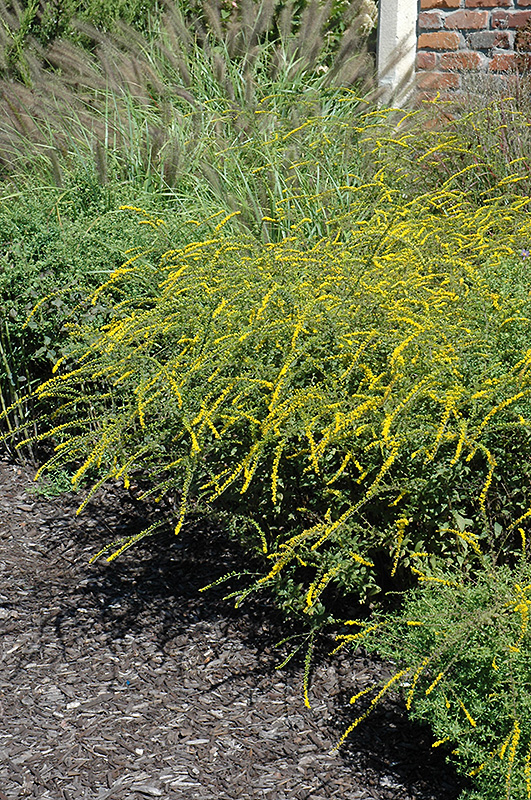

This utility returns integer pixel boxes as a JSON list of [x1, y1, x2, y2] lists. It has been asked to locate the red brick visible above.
[[440, 51, 483, 70], [468, 30, 512, 48], [465, 0, 510, 6], [418, 31, 461, 50], [420, 0, 459, 8], [416, 71, 461, 90], [417, 51, 438, 70], [444, 10, 488, 27], [489, 52, 518, 71], [494, 30, 513, 48], [492, 10, 531, 27], [418, 10, 443, 28]]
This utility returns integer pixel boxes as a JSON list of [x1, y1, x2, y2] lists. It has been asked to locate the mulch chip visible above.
[[0, 455, 466, 799]]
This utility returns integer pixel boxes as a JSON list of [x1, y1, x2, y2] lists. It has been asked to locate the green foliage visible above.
[[28, 466, 75, 496], [0, 184, 215, 447], [354, 560, 531, 800], [0, 0, 378, 440], [2, 0, 375, 54], [5, 164, 529, 800], [1, 0, 163, 54]]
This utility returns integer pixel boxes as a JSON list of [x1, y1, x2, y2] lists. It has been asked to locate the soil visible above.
[[0, 454, 467, 800]]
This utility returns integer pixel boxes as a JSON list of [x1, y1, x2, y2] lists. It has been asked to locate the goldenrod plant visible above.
[[7, 172, 529, 796], [4, 177, 530, 573]]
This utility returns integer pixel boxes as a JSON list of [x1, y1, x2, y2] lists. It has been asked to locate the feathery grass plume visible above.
[[0, 0, 377, 221], [2, 0, 40, 84]]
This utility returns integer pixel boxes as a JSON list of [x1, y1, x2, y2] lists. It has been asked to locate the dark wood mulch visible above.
[[0, 455, 467, 800]]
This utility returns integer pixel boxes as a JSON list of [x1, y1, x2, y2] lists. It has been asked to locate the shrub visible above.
[[4, 137, 531, 800], [7, 179, 531, 580]]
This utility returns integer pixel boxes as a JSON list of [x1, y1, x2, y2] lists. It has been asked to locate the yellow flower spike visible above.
[[455, 529, 483, 558], [305, 564, 342, 612], [510, 506, 531, 534], [349, 686, 374, 705], [425, 671, 445, 696], [432, 737, 450, 748], [305, 579, 318, 609], [174, 463, 193, 538], [524, 735, 531, 799], [391, 517, 409, 577], [506, 721, 521, 799], [389, 491, 406, 507], [330, 623, 382, 655], [410, 567, 461, 588], [425, 387, 460, 464], [334, 670, 408, 750], [478, 448, 497, 512], [459, 700, 477, 728], [326, 452, 351, 486], [271, 439, 285, 504], [469, 760, 489, 777], [509, 584, 530, 652], [476, 391, 528, 438], [406, 656, 430, 710], [214, 211, 241, 232], [349, 552, 375, 568]]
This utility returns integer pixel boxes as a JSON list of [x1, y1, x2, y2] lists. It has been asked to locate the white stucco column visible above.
[[377, 0, 417, 105]]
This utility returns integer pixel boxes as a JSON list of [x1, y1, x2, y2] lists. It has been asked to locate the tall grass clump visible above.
[[0, 0, 377, 242]]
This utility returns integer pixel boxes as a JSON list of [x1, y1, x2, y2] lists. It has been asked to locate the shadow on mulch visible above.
[[36, 477, 468, 800]]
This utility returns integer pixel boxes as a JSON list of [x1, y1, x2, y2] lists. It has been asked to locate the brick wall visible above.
[[416, 0, 531, 94]]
